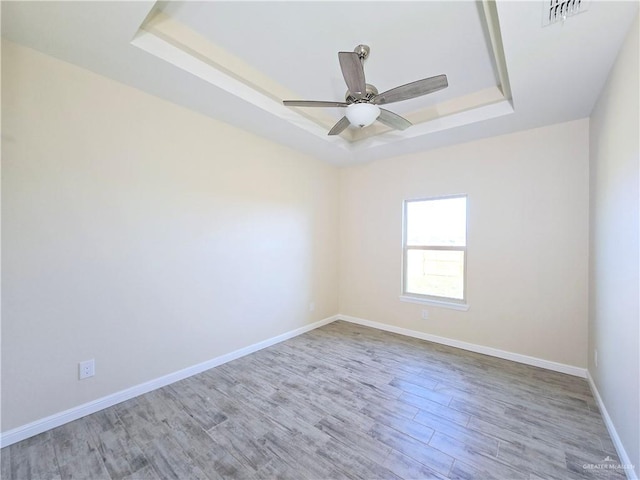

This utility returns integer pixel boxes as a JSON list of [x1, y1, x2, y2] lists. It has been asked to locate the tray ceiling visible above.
[[2, 1, 638, 164]]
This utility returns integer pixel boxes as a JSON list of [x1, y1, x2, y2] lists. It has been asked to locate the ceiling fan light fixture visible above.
[[282, 45, 447, 136], [345, 103, 380, 128]]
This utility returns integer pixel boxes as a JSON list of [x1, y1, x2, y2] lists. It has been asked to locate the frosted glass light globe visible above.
[[345, 103, 380, 128]]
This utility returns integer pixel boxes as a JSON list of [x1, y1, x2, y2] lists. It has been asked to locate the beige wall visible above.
[[588, 13, 639, 477], [339, 119, 590, 368], [1, 41, 339, 431]]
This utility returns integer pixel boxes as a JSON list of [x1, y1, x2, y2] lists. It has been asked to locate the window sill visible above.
[[399, 295, 470, 311]]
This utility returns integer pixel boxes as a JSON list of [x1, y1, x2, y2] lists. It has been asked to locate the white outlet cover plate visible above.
[[79, 359, 95, 379]]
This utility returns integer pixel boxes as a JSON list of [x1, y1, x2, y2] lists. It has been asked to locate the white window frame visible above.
[[400, 194, 469, 311]]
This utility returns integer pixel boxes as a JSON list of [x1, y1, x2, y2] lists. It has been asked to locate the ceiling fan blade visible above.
[[338, 52, 366, 97], [372, 74, 448, 105], [377, 109, 412, 131], [283, 100, 349, 108], [328, 116, 350, 136]]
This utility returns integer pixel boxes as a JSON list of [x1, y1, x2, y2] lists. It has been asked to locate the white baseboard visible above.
[[0, 315, 339, 448], [337, 314, 588, 378], [586, 372, 638, 480]]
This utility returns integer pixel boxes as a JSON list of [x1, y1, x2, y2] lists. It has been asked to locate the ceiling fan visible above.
[[283, 44, 448, 136]]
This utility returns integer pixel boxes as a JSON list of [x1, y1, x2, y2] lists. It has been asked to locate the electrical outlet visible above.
[[79, 359, 95, 380], [594, 349, 598, 368], [421, 309, 429, 320]]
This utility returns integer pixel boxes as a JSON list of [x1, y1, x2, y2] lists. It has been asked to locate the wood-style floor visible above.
[[1, 321, 626, 479]]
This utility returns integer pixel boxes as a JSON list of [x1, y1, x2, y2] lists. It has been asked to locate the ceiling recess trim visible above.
[[481, 0, 512, 101]]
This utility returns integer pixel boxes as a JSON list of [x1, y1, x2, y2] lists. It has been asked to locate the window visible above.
[[402, 195, 467, 306]]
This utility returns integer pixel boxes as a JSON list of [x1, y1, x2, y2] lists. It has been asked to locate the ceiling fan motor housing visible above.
[[345, 84, 379, 104]]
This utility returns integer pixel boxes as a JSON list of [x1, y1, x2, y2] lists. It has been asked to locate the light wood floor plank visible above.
[[8, 431, 60, 480], [1, 440, 12, 480], [53, 420, 111, 480]]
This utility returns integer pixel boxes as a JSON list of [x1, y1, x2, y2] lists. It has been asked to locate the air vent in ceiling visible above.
[[542, 0, 589, 26]]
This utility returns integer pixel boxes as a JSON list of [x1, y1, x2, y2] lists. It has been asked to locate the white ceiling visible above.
[[2, 1, 638, 164]]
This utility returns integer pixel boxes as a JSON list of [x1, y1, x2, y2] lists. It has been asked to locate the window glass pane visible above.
[[406, 197, 466, 246], [406, 249, 465, 300]]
